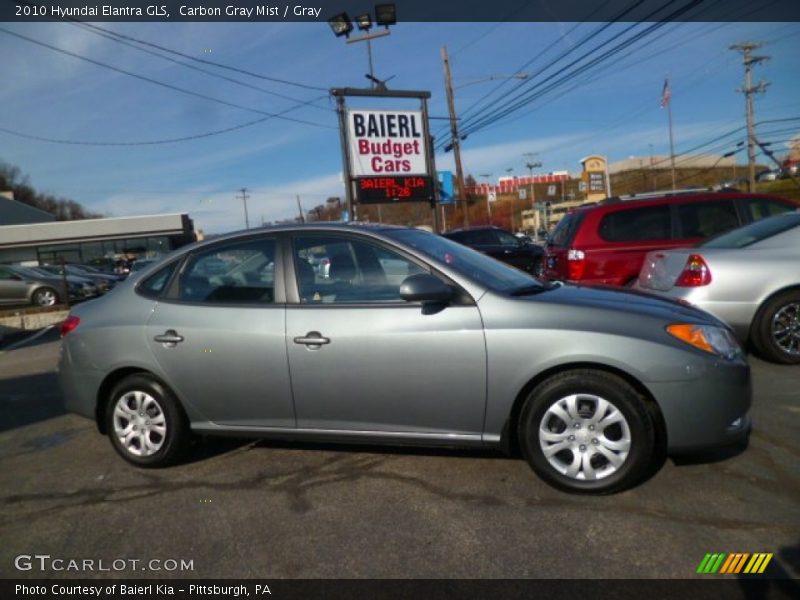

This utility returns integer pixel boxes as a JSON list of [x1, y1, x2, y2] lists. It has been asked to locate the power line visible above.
[[0, 97, 329, 145], [0, 27, 336, 130], [70, 22, 333, 112]]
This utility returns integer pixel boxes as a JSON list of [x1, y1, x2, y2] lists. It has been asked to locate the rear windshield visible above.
[[548, 212, 584, 247], [701, 212, 800, 249]]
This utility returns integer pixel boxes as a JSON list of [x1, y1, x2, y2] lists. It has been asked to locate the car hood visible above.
[[536, 283, 725, 327]]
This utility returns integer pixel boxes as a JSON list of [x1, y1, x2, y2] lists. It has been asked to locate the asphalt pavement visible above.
[[0, 328, 798, 580]]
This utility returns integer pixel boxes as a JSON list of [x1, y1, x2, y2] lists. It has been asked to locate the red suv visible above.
[[542, 191, 799, 286]]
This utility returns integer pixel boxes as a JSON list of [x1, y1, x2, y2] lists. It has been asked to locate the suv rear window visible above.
[[599, 205, 671, 242], [548, 212, 584, 247]]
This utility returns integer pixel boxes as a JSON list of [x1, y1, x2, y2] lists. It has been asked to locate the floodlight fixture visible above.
[[375, 3, 397, 27], [356, 13, 372, 31], [328, 13, 353, 38]]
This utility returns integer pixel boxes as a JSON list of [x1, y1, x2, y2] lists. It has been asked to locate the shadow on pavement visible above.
[[0, 371, 65, 433]]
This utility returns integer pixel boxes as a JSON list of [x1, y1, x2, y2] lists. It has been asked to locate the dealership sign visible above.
[[346, 109, 434, 204]]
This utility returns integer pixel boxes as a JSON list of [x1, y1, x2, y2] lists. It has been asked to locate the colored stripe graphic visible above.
[[700, 553, 773, 575]]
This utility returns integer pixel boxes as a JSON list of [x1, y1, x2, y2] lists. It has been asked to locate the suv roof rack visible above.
[[598, 187, 727, 204]]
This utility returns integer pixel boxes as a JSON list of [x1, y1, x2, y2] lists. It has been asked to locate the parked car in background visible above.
[[756, 169, 780, 182], [443, 226, 545, 276], [59, 223, 751, 494], [38, 264, 117, 294], [635, 212, 800, 364], [0, 265, 94, 307], [542, 190, 800, 287]]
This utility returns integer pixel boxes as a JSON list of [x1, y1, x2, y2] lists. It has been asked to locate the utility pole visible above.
[[238, 188, 250, 229], [296, 194, 305, 223], [441, 45, 469, 228], [730, 42, 769, 193]]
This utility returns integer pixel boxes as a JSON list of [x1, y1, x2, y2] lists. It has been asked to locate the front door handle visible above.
[[293, 331, 330, 346], [154, 329, 184, 346]]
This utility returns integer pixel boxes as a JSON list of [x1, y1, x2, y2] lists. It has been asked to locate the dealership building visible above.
[[0, 193, 196, 267]]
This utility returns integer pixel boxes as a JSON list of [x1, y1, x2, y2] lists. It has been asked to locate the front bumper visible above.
[[648, 357, 752, 453]]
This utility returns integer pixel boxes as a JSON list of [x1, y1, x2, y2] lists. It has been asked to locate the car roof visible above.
[[444, 225, 507, 234], [570, 191, 796, 215]]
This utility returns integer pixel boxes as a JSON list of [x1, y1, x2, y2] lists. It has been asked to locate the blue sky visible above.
[[1, 20, 798, 233]]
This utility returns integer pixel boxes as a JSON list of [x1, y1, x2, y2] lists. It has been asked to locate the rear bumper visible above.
[[648, 358, 752, 453]]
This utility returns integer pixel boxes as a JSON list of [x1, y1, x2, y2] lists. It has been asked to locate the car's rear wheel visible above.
[[32, 287, 58, 307], [752, 290, 800, 364], [106, 374, 189, 467], [518, 370, 656, 494]]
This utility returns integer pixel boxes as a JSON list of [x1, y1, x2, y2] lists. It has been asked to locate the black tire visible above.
[[751, 290, 800, 364], [32, 287, 59, 307], [106, 374, 189, 467], [518, 369, 657, 494]]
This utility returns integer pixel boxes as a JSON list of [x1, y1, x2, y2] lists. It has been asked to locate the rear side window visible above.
[[676, 200, 739, 238], [138, 261, 178, 299], [178, 238, 276, 304], [598, 205, 671, 242], [745, 197, 796, 221], [463, 230, 496, 245]]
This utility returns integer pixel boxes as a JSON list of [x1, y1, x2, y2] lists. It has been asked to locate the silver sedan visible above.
[[59, 223, 751, 494], [635, 211, 800, 364]]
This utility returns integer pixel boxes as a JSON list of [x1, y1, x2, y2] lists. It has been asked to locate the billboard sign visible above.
[[438, 170, 455, 205], [347, 109, 429, 176], [347, 108, 433, 204]]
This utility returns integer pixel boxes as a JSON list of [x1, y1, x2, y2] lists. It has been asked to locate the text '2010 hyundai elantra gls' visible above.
[[58, 223, 751, 493]]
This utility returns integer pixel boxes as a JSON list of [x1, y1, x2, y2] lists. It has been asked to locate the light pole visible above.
[[328, 5, 396, 89], [479, 173, 493, 222]]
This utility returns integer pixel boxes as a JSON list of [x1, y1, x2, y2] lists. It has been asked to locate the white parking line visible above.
[[0, 325, 57, 354]]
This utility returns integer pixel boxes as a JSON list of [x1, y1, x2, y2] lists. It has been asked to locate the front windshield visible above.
[[385, 229, 541, 293], [701, 212, 800, 249]]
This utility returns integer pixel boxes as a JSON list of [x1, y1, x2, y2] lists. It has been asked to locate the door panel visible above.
[[287, 305, 486, 434]]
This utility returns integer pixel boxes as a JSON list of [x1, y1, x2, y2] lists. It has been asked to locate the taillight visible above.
[[60, 315, 80, 337], [566, 248, 586, 280], [675, 254, 712, 287]]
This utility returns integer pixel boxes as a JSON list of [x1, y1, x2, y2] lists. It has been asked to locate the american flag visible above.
[[660, 79, 671, 109]]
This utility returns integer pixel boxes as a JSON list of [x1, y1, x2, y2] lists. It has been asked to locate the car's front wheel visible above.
[[106, 374, 189, 467], [519, 370, 657, 494]]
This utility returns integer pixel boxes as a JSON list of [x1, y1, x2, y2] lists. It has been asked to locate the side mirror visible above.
[[400, 273, 452, 304]]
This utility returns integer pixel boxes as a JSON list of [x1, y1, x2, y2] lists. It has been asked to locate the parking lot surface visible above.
[[0, 329, 798, 580]]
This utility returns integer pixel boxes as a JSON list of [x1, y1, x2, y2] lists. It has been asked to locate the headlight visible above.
[[666, 323, 742, 360]]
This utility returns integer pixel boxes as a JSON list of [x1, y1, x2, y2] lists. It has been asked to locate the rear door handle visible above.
[[293, 331, 330, 346], [154, 329, 184, 346]]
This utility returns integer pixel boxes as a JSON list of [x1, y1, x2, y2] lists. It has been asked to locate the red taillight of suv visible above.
[[60, 315, 80, 337], [566, 248, 586, 280], [675, 254, 712, 287]]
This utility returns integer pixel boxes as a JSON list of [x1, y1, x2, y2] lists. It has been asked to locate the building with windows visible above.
[[0, 213, 196, 268]]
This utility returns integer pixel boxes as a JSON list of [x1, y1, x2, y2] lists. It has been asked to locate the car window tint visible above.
[[467, 230, 497, 245], [178, 238, 276, 304], [496, 231, 520, 247], [138, 261, 179, 299], [598, 205, 671, 242], [677, 200, 739, 238], [746, 198, 795, 221], [293, 235, 427, 304]]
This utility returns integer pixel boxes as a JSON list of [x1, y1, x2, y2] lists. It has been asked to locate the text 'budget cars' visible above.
[[59, 224, 751, 494]]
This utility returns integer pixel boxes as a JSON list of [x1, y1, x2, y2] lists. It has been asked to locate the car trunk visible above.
[[638, 249, 694, 291]]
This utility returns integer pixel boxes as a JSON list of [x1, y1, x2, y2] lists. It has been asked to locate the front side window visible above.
[[293, 235, 427, 304], [598, 205, 671, 242], [177, 238, 276, 304]]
